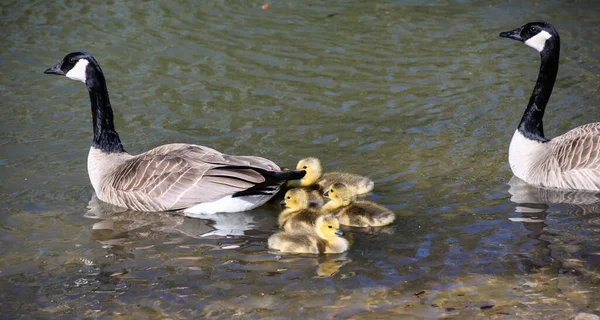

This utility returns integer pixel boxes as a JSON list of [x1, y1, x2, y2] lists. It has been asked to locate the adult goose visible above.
[[499, 21, 600, 191], [43, 52, 305, 214]]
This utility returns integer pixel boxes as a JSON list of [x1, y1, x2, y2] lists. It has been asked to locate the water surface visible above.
[[2, 0, 600, 318]]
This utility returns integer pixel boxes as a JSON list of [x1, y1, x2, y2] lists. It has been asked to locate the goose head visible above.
[[280, 188, 310, 210], [44, 51, 102, 84], [499, 21, 559, 53], [323, 182, 352, 207], [315, 215, 344, 240], [296, 157, 323, 186]]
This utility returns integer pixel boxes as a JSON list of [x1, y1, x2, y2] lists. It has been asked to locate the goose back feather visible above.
[[515, 124, 600, 190]]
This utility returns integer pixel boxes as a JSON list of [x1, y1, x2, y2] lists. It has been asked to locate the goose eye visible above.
[[330, 189, 334, 193], [286, 196, 291, 199], [69, 57, 75, 64], [302, 166, 307, 169], [530, 26, 537, 33], [328, 225, 332, 228]]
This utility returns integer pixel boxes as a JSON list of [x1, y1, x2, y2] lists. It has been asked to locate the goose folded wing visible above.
[[158, 144, 281, 171], [109, 151, 275, 211], [551, 133, 600, 190]]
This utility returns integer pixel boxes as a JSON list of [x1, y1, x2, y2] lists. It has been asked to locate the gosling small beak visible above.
[[44, 63, 64, 75], [499, 27, 523, 41], [335, 229, 343, 236], [279, 199, 286, 207], [323, 191, 329, 197]]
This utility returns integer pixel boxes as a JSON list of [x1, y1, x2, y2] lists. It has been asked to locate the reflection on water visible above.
[[85, 194, 259, 243], [507, 176, 600, 298], [509, 176, 600, 213]]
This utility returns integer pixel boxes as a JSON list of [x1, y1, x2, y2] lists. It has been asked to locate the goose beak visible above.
[[323, 191, 329, 197], [499, 27, 523, 41], [279, 199, 286, 207], [335, 229, 344, 236], [44, 63, 64, 75]]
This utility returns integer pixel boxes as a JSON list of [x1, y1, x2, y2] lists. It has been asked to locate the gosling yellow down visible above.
[[323, 183, 395, 227], [294, 157, 374, 195], [278, 188, 325, 233], [268, 215, 349, 254]]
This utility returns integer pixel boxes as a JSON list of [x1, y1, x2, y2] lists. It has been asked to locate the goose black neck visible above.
[[85, 63, 125, 153], [518, 38, 560, 142]]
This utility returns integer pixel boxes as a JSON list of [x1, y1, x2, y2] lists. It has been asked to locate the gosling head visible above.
[[323, 182, 353, 207], [499, 21, 559, 54], [280, 188, 310, 210], [316, 215, 344, 240], [296, 157, 323, 186], [44, 51, 104, 85]]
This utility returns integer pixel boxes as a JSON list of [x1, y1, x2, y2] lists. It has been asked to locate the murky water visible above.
[[2, 0, 600, 318]]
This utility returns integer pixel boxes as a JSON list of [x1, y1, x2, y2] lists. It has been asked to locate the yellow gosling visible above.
[[322, 182, 395, 227], [303, 187, 325, 208], [268, 215, 349, 254], [278, 188, 325, 232], [294, 157, 374, 195], [281, 166, 324, 207]]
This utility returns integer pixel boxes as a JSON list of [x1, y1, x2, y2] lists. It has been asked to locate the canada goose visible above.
[[293, 157, 374, 195], [499, 22, 600, 191], [268, 215, 349, 254], [322, 183, 395, 227], [43, 52, 305, 214], [278, 188, 325, 232]]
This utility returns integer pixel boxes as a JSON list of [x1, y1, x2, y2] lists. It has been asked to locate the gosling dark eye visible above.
[[286, 196, 290, 199], [530, 26, 537, 33], [330, 189, 334, 193], [328, 225, 332, 228], [302, 166, 307, 169]]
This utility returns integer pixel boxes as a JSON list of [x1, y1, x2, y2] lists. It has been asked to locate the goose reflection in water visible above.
[[508, 176, 600, 216], [84, 194, 259, 241], [507, 176, 600, 279]]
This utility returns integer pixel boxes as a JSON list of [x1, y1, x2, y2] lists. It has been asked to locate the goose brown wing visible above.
[[549, 124, 600, 190], [107, 144, 282, 211]]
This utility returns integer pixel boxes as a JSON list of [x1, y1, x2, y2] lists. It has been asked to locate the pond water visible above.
[[2, 0, 600, 318]]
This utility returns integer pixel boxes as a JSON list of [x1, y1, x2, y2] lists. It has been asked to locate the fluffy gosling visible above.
[[294, 157, 374, 195], [323, 182, 395, 227], [268, 215, 349, 254], [278, 188, 324, 232], [281, 165, 324, 207]]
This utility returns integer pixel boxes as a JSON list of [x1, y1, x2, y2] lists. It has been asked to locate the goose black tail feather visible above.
[[268, 169, 306, 181], [214, 166, 306, 198]]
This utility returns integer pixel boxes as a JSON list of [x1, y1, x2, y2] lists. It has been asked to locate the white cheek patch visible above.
[[65, 59, 89, 83], [524, 30, 552, 52]]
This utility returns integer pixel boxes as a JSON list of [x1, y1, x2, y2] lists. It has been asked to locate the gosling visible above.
[[278, 188, 324, 233], [268, 215, 349, 254], [281, 166, 324, 207], [322, 182, 395, 227], [294, 157, 374, 195]]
